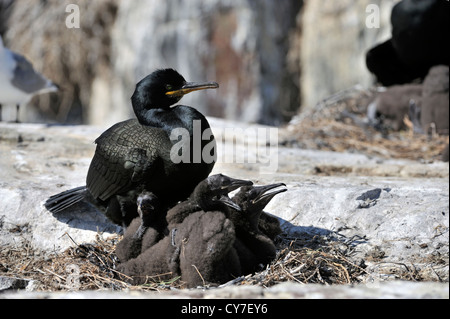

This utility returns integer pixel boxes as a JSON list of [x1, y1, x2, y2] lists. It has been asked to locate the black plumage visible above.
[[231, 183, 286, 232], [366, 0, 449, 86], [116, 178, 287, 287], [258, 211, 283, 242], [45, 69, 218, 227], [116, 174, 252, 287], [229, 183, 287, 274], [116, 174, 252, 262], [176, 210, 240, 287], [166, 173, 251, 225], [115, 191, 167, 262]]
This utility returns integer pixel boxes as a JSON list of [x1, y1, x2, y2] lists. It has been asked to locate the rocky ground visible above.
[[0, 95, 449, 298]]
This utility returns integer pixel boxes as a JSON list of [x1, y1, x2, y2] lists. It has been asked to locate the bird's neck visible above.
[[249, 211, 263, 232], [135, 107, 165, 125], [194, 187, 224, 212], [134, 107, 182, 131], [135, 105, 206, 135], [195, 190, 213, 211]]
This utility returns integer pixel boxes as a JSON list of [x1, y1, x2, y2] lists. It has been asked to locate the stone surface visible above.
[[0, 123, 121, 253], [0, 276, 34, 292], [0, 119, 449, 297], [421, 65, 449, 135], [1, 281, 448, 299]]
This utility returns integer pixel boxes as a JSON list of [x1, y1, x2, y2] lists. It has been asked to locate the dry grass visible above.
[[1, 229, 446, 292], [0, 234, 127, 291], [0, 234, 186, 292], [234, 234, 367, 287], [283, 86, 448, 163]]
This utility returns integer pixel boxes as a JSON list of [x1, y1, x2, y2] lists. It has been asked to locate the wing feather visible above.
[[86, 119, 170, 201]]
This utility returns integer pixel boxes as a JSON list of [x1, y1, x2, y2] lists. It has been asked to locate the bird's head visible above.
[[195, 174, 253, 212], [137, 191, 161, 220], [234, 183, 287, 215], [131, 68, 219, 112]]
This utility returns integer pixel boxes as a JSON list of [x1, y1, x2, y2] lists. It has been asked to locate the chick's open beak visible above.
[[251, 183, 287, 206]]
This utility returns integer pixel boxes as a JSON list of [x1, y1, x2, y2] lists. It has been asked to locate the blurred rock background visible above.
[[0, 0, 398, 126]]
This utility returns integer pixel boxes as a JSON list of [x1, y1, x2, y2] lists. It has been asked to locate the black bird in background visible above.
[[366, 0, 449, 86], [45, 69, 218, 226]]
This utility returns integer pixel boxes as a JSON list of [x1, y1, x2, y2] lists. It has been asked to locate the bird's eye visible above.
[[166, 84, 173, 91]]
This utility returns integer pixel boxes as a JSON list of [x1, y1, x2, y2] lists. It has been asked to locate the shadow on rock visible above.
[[277, 216, 368, 250], [50, 201, 122, 234]]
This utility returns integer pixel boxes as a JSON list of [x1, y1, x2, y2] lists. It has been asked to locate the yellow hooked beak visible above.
[[166, 81, 219, 97]]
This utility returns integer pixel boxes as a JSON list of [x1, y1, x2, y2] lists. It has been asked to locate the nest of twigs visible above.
[[0, 234, 127, 291], [283, 85, 448, 162], [237, 234, 367, 287], [0, 231, 367, 292], [0, 233, 185, 292], [2, 228, 446, 292]]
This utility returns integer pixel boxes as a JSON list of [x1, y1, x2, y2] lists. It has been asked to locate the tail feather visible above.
[[45, 186, 87, 213]]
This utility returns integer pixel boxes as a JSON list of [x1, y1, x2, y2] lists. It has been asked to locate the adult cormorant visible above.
[[45, 69, 218, 226]]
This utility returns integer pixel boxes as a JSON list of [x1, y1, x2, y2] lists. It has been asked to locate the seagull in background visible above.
[[0, 35, 58, 122]]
